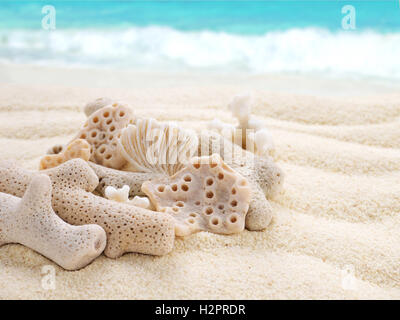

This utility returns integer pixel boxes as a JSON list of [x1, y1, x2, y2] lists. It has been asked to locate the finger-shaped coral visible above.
[[40, 139, 91, 170], [75, 102, 135, 169], [0, 174, 107, 270], [142, 154, 251, 237], [0, 159, 175, 258], [118, 118, 198, 176], [84, 97, 115, 117], [197, 130, 284, 230]]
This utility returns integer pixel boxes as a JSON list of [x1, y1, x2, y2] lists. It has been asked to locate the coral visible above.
[[89, 130, 283, 232], [207, 118, 235, 134], [88, 161, 161, 198], [247, 129, 275, 158], [228, 93, 275, 156], [105, 185, 130, 203], [47, 144, 65, 155], [104, 184, 152, 209], [84, 97, 115, 117], [197, 130, 284, 230], [206, 93, 275, 157], [228, 93, 253, 130], [75, 102, 135, 169], [0, 174, 106, 270], [0, 159, 175, 258], [117, 118, 198, 176], [142, 154, 251, 237], [131, 196, 151, 209], [40, 139, 91, 170]]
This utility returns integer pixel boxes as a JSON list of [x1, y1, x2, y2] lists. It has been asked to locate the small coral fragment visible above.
[[76, 102, 135, 169], [131, 196, 151, 209], [105, 185, 130, 203], [104, 184, 154, 210], [142, 154, 251, 237], [118, 118, 199, 176], [0, 174, 106, 270], [40, 139, 91, 170]]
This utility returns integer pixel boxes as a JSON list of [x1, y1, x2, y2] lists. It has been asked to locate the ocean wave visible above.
[[0, 26, 399, 78]]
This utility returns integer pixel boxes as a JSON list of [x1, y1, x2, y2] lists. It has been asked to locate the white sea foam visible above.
[[1, 26, 399, 78]]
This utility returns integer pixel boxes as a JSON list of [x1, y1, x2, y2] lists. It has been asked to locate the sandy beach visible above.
[[0, 63, 399, 299]]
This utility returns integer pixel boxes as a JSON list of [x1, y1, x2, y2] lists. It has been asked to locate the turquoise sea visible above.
[[1, 0, 400, 78]]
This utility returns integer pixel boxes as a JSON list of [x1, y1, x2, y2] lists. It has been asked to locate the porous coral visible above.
[[197, 130, 284, 230], [142, 154, 251, 237], [0, 159, 175, 258], [76, 102, 135, 169], [84, 97, 115, 117], [40, 139, 91, 170], [117, 118, 198, 176], [0, 174, 106, 270]]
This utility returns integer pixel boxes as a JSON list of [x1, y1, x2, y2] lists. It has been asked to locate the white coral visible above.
[[104, 185, 152, 209], [105, 185, 130, 203], [118, 118, 198, 176], [131, 196, 151, 209], [254, 129, 275, 156], [228, 93, 252, 123], [215, 93, 276, 157], [207, 118, 235, 133]]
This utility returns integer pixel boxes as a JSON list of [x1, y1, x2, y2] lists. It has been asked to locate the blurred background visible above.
[[0, 0, 399, 79]]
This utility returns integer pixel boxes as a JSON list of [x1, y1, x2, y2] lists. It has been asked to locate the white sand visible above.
[[0, 63, 399, 299]]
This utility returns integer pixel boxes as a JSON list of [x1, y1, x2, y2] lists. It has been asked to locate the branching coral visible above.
[[0, 174, 106, 270], [0, 159, 175, 258], [207, 93, 275, 157]]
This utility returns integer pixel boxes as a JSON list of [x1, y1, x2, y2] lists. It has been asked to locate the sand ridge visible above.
[[0, 73, 399, 299]]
